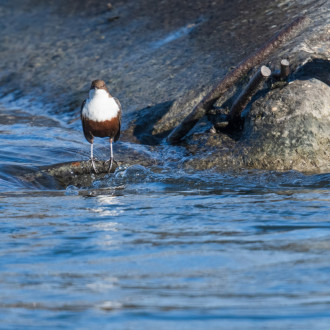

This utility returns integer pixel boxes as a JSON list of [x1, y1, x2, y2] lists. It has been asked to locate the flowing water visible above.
[[0, 97, 329, 329]]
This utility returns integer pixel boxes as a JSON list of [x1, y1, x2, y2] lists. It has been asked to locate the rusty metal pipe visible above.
[[228, 65, 271, 128]]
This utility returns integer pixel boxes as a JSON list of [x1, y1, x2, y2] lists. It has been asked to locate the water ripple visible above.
[[0, 98, 329, 328]]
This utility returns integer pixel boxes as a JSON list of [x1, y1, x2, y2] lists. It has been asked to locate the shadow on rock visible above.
[[293, 59, 330, 86], [124, 100, 174, 145]]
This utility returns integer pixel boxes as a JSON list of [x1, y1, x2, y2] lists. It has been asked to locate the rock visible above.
[[21, 160, 118, 188], [184, 77, 330, 172], [241, 78, 330, 171]]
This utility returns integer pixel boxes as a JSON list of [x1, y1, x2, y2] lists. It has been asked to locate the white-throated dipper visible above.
[[81, 79, 122, 173]]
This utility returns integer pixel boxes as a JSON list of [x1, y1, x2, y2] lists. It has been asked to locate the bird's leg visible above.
[[90, 143, 98, 173], [108, 138, 114, 172]]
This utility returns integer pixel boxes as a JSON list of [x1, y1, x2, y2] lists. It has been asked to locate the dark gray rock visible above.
[[184, 77, 330, 172], [21, 160, 119, 188], [241, 78, 330, 171]]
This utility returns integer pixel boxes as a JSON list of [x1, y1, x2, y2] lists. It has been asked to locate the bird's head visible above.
[[90, 79, 108, 90], [89, 79, 110, 97]]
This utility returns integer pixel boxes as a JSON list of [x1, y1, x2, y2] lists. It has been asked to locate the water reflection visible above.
[[92, 195, 123, 218], [86, 277, 118, 292]]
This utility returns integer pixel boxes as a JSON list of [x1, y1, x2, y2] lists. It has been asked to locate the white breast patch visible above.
[[82, 89, 119, 122]]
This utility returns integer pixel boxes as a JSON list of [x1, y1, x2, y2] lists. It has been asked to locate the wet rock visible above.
[[22, 160, 118, 188]]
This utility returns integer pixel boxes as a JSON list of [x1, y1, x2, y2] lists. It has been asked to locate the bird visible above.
[[81, 79, 122, 173]]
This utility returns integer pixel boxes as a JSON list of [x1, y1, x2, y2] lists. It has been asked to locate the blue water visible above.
[[0, 99, 329, 329]]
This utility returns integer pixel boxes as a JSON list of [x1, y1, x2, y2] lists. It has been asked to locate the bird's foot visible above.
[[90, 157, 98, 174], [107, 157, 114, 173]]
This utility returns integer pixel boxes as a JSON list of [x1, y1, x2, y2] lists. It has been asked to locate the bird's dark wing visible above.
[[113, 97, 122, 142], [80, 99, 93, 144]]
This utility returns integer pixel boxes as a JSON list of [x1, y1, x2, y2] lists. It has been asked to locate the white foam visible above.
[[82, 89, 119, 122]]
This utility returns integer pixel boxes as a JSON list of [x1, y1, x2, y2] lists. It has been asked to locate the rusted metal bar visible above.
[[280, 59, 290, 79], [272, 59, 290, 80], [228, 65, 271, 127], [167, 15, 309, 144]]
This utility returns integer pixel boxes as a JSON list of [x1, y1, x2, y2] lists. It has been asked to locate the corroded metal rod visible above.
[[228, 65, 271, 127], [167, 15, 309, 144], [272, 59, 290, 80], [280, 59, 290, 79]]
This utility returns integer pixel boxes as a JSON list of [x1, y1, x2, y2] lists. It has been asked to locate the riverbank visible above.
[[0, 0, 329, 172]]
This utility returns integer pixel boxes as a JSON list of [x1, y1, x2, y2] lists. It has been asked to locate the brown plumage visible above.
[[81, 116, 121, 143]]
